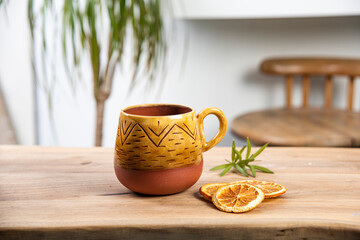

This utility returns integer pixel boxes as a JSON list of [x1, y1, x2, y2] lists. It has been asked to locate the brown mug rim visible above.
[[121, 103, 195, 118]]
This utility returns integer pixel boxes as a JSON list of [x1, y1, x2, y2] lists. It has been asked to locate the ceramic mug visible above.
[[114, 103, 227, 195]]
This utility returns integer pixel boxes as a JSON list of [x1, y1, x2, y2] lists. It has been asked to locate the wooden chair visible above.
[[232, 58, 360, 147]]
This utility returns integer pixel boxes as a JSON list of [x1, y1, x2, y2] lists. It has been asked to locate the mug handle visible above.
[[197, 107, 227, 152]]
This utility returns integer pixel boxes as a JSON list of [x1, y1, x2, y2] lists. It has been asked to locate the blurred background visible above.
[[0, 0, 359, 147]]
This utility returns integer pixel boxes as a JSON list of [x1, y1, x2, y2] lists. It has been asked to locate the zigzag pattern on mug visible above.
[[119, 120, 197, 147]]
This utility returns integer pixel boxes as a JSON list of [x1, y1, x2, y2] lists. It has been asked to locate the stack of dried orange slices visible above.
[[199, 180, 286, 213]]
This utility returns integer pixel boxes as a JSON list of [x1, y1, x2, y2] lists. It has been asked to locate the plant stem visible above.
[[94, 32, 115, 146], [95, 97, 105, 146]]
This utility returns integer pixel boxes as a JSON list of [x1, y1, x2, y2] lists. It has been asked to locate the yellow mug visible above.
[[114, 103, 227, 195]]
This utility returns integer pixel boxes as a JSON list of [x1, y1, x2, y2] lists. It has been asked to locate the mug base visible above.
[[114, 161, 203, 195]]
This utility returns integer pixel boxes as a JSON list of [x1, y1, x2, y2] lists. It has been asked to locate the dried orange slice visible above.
[[232, 180, 286, 198], [199, 183, 228, 201], [212, 183, 264, 213]]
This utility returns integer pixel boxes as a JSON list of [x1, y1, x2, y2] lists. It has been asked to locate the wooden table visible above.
[[1, 146, 359, 239]]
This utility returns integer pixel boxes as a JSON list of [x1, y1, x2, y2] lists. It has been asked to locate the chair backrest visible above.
[[260, 58, 360, 110]]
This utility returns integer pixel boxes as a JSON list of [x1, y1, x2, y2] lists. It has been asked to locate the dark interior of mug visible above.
[[124, 105, 192, 116]]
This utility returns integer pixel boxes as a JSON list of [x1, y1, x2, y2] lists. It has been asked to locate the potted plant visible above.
[[2, 0, 166, 146]]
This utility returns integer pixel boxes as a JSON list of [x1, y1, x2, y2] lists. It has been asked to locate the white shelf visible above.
[[170, 0, 360, 19]]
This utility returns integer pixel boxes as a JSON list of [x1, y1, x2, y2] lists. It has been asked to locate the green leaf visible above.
[[239, 159, 255, 166], [220, 164, 233, 176], [233, 149, 240, 160], [241, 165, 250, 177], [235, 155, 239, 163], [234, 145, 246, 161], [210, 163, 231, 171], [239, 145, 246, 154], [252, 165, 274, 174], [250, 143, 268, 159], [210, 139, 272, 177], [231, 140, 236, 162], [235, 164, 249, 177], [246, 137, 251, 159], [248, 164, 256, 178], [239, 145, 246, 160]]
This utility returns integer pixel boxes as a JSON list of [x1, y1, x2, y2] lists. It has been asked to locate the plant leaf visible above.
[[248, 164, 256, 178], [211, 139, 272, 177], [210, 163, 231, 171], [250, 143, 268, 159], [235, 145, 246, 161], [220, 164, 233, 176], [235, 164, 249, 177], [239, 145, 246, 154], [246, 137, 251, 159], [241, 165, 250, 177], [239, 145, 246, 160], [252, 165, 274, 174], [231, 140, 236, 162], [239, 159, 255, 166]]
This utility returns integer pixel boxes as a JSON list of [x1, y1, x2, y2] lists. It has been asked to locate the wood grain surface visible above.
[[0, 146, 360, 239], [232, 108, 360, 147]]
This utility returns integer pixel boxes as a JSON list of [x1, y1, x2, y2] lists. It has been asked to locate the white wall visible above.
[[39, 16, 360, 147], [1, 2, 360, 147], [172, 0, 360, 19], [0, 2, 35, 145]]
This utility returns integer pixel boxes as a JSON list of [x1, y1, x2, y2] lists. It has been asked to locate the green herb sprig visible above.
[[210, 138, 273, 177]]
